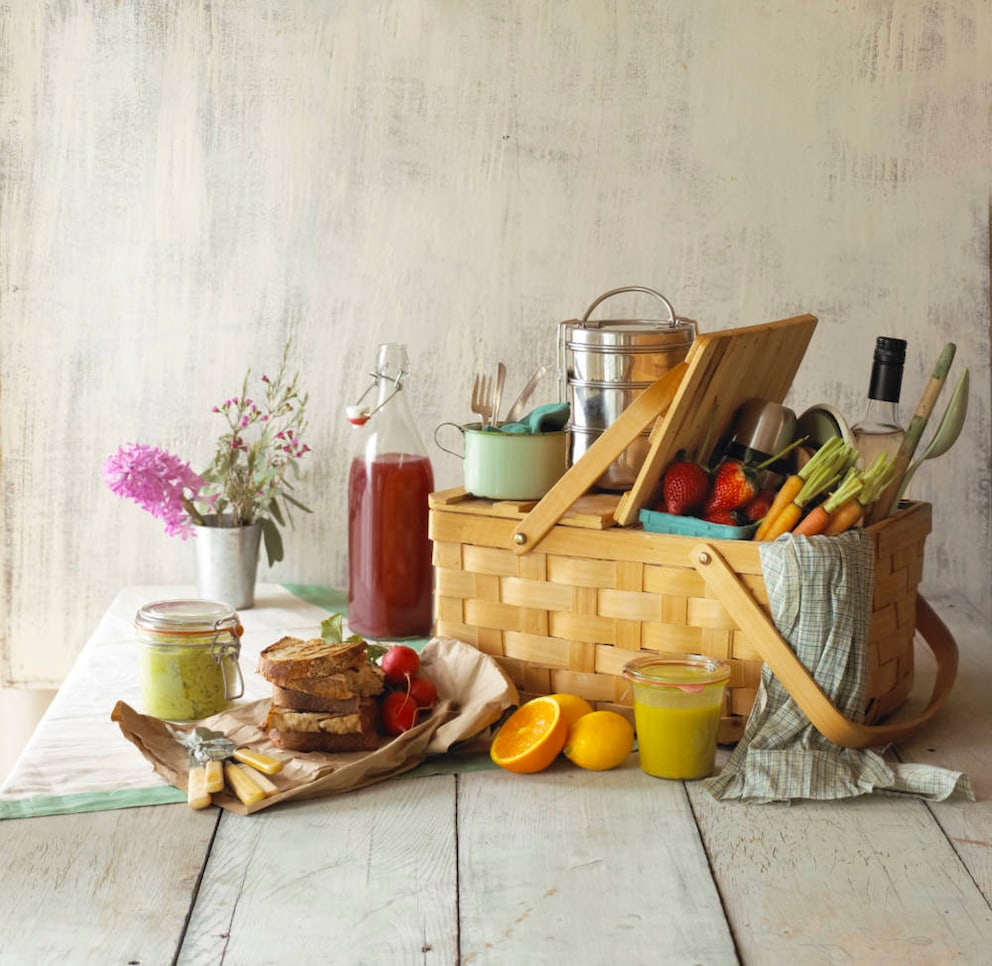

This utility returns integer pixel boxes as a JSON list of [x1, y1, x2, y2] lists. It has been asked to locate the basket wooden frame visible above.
[[430, 490, 931, 743]]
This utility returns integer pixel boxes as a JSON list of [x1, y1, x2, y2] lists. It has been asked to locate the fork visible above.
[[471, 373, 495, 428]]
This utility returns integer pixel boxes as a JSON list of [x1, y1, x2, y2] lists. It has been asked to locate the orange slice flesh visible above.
[[490, 696, 567, 774]]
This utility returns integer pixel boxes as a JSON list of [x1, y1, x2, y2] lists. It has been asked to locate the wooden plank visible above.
[[457, 761, 738, 964], [0, 804, 216, 964], [690, 787, 992, 962], [897, 591, 992, 902], [687, 592, 992, 963], [180, 775, 458, 964]]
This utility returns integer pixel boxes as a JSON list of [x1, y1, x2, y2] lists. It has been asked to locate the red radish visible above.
[[380, 645, 420, 686], [408, 675, 438, 709], [380, 691, 419, 735]]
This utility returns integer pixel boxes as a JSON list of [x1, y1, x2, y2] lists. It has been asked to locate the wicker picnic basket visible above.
[[430, 313, 958, 745]]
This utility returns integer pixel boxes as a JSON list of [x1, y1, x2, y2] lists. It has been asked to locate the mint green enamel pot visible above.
[[434, 422, 569, 500]]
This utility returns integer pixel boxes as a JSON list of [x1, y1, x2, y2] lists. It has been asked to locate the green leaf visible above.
[[320, 613, 366, 648], [267, 499, 286, 527], [260, 517, 284, 566], [281, 492, 312, 514], [321, 614, 345, 642]]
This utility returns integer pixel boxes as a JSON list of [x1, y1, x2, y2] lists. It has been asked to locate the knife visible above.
[[504, 364, 548, 424]]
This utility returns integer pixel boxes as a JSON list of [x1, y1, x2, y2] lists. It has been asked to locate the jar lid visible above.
[[135, 599, 241, 635], [622, 652, 730, 692]]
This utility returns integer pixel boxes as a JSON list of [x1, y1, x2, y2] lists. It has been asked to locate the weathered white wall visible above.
[[2, 1, 990, 687]]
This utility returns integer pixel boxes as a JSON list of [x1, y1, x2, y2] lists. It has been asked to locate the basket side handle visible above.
[[689, 542, 958, 749]]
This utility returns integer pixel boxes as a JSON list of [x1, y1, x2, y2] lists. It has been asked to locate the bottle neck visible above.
[[857, 397, 902, 433], [867, 360, 903, 404]]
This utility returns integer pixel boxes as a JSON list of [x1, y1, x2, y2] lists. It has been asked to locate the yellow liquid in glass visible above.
[[633, 701, 722, 780]]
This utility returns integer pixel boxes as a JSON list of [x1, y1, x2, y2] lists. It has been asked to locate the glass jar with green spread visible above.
[[135, 599, 245, 722]]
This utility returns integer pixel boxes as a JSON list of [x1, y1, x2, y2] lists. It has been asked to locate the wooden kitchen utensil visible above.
[[868, 341, 956, 524]]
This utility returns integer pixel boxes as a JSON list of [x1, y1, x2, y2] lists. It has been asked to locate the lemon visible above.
[[547, 693, 594, 731], [563, 710, 635, 771]]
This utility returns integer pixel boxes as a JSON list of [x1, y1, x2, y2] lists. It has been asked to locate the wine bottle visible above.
[[852, 336, 907, 468]]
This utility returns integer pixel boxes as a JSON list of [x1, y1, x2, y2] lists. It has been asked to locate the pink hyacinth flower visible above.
[[103, 443, 208, 539]]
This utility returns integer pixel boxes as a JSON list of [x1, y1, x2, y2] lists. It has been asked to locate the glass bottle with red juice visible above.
[[347, 343, 434, 639]]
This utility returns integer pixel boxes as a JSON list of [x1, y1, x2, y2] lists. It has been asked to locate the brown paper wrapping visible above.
[[111, 636, 519, 815]]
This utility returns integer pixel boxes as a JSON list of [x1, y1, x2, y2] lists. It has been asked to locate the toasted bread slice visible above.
[[268, 727, 381, 753], [263, 699, 378, 736], [257, 636, 368, 683], [278, 662, 385, 700], [270, 686, 362, 714]]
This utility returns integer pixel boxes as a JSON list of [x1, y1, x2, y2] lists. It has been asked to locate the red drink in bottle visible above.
[[347, 452, 434, 639], [347, 343, 435, 639]]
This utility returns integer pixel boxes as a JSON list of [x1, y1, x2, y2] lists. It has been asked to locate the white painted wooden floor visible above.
[[0, 590, 989, 965]]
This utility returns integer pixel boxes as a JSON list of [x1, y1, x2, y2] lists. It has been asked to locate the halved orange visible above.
[[490, 696, 567, 774]]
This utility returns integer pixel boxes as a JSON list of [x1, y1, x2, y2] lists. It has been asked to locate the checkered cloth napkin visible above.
[[705, 529, 973, 804]]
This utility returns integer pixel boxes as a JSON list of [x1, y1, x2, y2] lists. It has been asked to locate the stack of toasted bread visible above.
[[257, 636, 385, 752]]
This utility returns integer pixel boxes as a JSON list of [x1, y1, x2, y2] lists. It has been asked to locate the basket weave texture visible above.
[[430, 491, 930, 743]]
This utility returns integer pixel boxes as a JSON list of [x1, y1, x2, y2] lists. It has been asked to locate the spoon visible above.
[[893, 367, 969, 504], [504, 364, 548, 424]]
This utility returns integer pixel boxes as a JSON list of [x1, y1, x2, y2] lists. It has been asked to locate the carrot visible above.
[[794, 468, 863, 536], [761, 445, 857, 540], [762, 501, 804, 540], [753, 474, 803, 540], [822, 497, 864, 535], [823, 454, 895, 536], [753, 437, 844, 540]]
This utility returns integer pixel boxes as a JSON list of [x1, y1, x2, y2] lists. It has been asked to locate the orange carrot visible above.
[[823, 498, 864, 535], [795, 467, 864, 537], [753, 436, 845, 541], [793, 504, 832, 536], [823, 454, 896, 536], [753, 474, 803, 540]]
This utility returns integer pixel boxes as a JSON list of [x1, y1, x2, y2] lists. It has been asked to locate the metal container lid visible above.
[[564, 286, 696, 351], [566, 320, 696, 351]]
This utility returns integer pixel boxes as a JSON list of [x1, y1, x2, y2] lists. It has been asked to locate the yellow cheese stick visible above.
[[237, 763, 280, 798], [187, 765, 212, 810], [224, 762, 265, 806], [232, 747, 284, 774], [204, 759, 225, 794]]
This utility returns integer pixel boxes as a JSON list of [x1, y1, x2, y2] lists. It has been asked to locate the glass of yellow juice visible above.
[[622, 653, 730, 780]]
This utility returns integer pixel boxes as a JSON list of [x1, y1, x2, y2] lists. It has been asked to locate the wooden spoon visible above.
[[892, 367, 969, 504]]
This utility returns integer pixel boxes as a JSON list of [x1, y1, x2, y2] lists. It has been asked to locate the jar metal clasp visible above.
[[209, 617, 245, 701]]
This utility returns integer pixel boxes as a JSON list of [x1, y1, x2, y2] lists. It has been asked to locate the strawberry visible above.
[[740, 487, 777, 523], [703, 507, 743, 528], [661, 455, 710, 516], [703, 459, 759, 514]]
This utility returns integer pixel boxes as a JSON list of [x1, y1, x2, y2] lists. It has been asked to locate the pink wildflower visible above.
[[103, 443, 208, 539]]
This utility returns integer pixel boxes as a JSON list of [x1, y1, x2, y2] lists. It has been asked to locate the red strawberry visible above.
[[703, 507, 743, 527], [740, 487, 776, 523], [704, 459, 759, 513], [661, 455, 710, 516]]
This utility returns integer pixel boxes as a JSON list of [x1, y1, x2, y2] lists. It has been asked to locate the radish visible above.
[[380, 645, 420, 686], [380, 691, 419, 735], [408, 675, 438, 709]]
